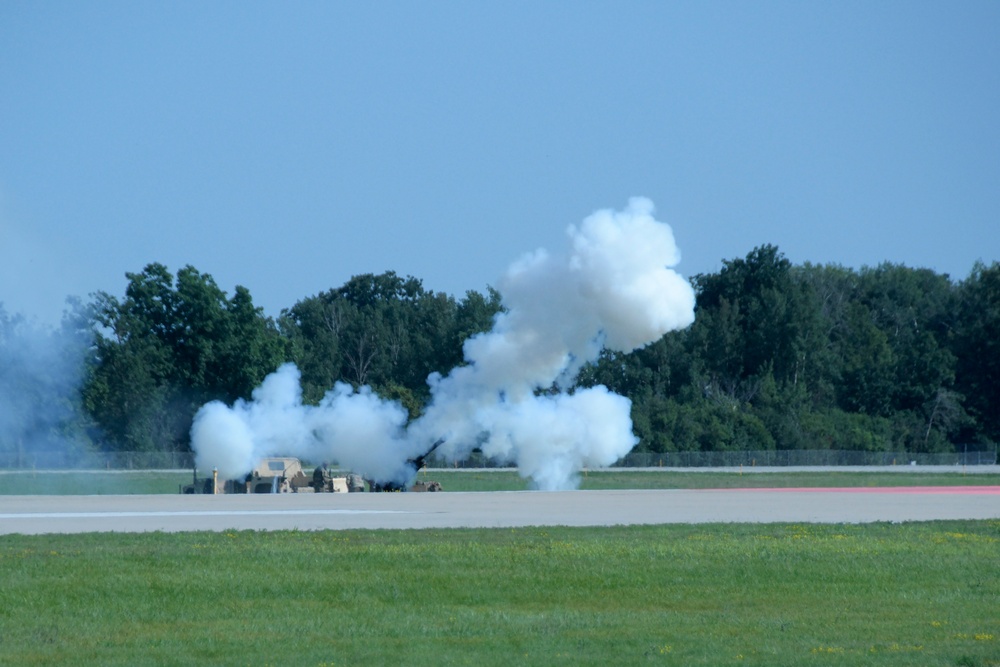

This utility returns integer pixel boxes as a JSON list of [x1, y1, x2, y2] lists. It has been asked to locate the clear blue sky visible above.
[[2, 1, 998, 325]]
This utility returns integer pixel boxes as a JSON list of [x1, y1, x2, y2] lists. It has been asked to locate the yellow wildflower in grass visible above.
[[875, 643, 924, 653], [975, 634, 995, 641]]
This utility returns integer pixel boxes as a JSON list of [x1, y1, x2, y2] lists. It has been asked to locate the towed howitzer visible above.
[[368, 438, 445, 492], [408, 437, 445, 472]]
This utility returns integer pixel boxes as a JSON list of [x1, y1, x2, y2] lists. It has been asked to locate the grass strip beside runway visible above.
[[1, 469, 997, 494], [1, 521, 998, 666]]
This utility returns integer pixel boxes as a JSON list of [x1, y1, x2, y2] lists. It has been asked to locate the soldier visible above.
[[313, 462, 332, 492], [346, 473, 365, 493]]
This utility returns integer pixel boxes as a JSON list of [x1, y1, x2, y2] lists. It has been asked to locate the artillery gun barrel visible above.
[[408, 437, 445, 471], [368, 438, 447, 492]]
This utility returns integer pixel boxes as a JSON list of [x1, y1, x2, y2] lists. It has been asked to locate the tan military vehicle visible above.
[[181, 457, 389, 494], [182, 457, 314, 494], [245, 457, 311, 493]]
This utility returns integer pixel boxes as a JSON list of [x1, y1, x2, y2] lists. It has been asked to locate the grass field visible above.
[[1, 521, 997, 666], [0, 468, 996, 494], [434, 469, 1000, 492]]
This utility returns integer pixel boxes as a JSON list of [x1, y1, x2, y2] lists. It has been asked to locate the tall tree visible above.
[[692, 245, 823, 390], [854, 264, 957, 411], [221, 286, 288, 401], [283, 272, 498, 409], [83, 264, 285, 451], [280, 291, 346, 403], [954, 261, 1000, 443]]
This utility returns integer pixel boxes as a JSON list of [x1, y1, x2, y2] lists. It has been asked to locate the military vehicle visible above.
[[182, 457, 320, 494], [182, 452, 438, 494], [310, 463, 351, 493], [247, 457, 311, 493]]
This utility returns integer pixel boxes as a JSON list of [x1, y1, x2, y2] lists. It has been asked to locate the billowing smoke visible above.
[[0, 303, 94, 467], [191, 198, 696, 489], [192, 366, 416, 483]]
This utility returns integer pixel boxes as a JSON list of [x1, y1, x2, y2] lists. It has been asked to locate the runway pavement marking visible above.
[[712, 486, 1000, 495], [0, 509, 416, 520]]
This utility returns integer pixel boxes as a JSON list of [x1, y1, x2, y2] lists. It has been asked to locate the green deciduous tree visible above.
[[691, 245, 826, 392], [51, 250, 998, 458], [954, 261, 1000, 443], [83, 264, 286, 451], [282, 272, 502, 410]]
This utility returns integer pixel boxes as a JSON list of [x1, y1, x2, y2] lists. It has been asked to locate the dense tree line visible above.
[[581, 247, 998, 453], [82, 264, 289, 452], [280, 271, 501, 415], [81, 265, 501, 452], [1, 248, 996, 459]]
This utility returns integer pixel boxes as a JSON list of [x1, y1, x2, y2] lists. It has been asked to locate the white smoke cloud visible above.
[[191, 401, 256, 480], [192, 365, 415, 481], [472, 386, 639, 491], [190, 198, 696, 490], [0, 304, 94, 466]]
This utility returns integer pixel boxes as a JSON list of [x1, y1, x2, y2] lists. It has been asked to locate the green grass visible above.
[[0, 471, 198, 495], [424, 469, 998, 492], [0, 468, 996, 494], [1, 522, 998, 666], [572, 470, 999, 490]]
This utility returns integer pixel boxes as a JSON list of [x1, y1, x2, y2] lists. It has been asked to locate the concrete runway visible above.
[[2, 487, 999, 534]]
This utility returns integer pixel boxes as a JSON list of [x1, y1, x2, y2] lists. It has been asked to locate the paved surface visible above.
[[1, 464, 996, 476], [630, 465, 1000, 474], [1, 487, 998, 535]]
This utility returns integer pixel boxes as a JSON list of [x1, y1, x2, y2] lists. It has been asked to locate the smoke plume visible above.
[[191, 198, 696, 489], [0, 303, 94, 467]]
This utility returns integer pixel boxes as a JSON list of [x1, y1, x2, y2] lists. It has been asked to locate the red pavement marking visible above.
[[717, 486, 1000, 495]]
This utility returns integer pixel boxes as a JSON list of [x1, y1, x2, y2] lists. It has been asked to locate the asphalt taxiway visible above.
[[2, 486, 998, 535]]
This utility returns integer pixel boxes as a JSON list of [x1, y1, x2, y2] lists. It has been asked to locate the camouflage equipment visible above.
[[182, 457, 355, 494], [181, 453, 439, 494], [346, 473, 365, 492], [368, 438, 445, 492], [410, 480, 443, 492], [312, 462, 333, 491]]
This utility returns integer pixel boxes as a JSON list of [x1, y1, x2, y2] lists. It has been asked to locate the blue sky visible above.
[[2, 1, 998, 325]]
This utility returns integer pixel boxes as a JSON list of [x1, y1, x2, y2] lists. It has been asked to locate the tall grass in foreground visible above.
[[1, 522, 997, 666]]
